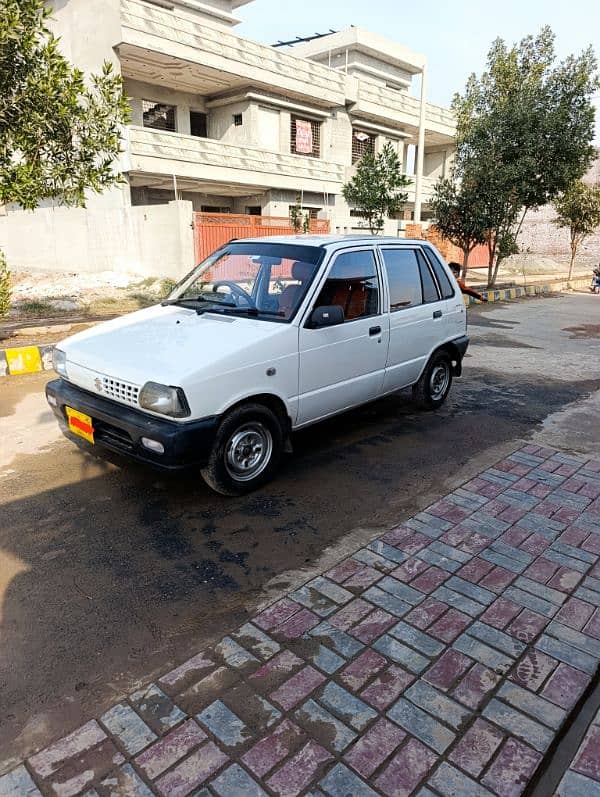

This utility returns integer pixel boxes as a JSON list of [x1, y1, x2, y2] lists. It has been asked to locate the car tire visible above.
[[412, 350, 453, 410], [201, 403, 284, 496]]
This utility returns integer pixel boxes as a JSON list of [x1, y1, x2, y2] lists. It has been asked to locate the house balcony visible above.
[[352, 81, 456, 145], [118, 0, 346, 107], [125, 126, 345, 195]]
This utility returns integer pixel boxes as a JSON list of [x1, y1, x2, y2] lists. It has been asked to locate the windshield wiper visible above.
[[219, 306, 285, 318], [161, 296, 236, 310]]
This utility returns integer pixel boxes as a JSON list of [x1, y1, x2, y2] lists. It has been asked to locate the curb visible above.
[[0, 277, 592, 376]]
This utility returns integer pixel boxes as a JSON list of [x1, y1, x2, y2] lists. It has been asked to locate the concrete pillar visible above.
[[414, 64, 427, 223]]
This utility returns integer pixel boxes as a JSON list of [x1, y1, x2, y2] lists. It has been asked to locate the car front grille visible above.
[[101, 377, 140, 406], [93, 420, 135, 452]]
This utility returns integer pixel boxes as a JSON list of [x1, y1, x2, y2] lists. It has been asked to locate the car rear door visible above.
[[297, 247, 390, 426], [378, 246, 446, 392]]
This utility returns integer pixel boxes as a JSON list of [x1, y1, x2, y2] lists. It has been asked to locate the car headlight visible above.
[[138, 382, 190, 418], [53, 348, 68, 377]]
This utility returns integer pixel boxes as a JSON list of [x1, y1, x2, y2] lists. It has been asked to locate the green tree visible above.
[[0, 251, 10, 318], [342, 143, 411, 234], [553, 181, 600, 281], [290, 196, 310, 234], [452, 27, 598, 286], [0, 0, 130, 210], [430, 177, 488, 278]]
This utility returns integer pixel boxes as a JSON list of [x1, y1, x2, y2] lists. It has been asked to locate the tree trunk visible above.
[[568, 234, 577, 282], [487, 240, 495, 288], [461, 248, 470, 281]]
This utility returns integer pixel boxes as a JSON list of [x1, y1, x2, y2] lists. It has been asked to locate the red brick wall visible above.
[[405, 224, 488, 267]]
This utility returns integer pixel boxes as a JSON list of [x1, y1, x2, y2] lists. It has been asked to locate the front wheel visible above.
[[201, 403, 284, 495], [412, 351, 453, 410]]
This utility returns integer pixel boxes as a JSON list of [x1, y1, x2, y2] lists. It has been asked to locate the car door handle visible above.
[[369, 325, 382, 336], [433, 310, 443, 319]]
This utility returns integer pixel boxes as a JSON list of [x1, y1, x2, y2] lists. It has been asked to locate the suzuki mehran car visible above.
[[46, 236, 468, 495]]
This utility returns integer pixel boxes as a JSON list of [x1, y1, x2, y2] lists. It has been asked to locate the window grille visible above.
[[142, 100, 176, 132], [291, 117, 321, 157], [352, 129, 376, 164], [233, 113, 243, 126]]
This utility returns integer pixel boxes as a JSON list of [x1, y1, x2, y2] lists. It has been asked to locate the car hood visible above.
[[60, 304, 291, 386]]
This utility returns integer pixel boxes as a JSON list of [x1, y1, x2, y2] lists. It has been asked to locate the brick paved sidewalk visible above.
[[3, 443, 600, 797], [557, 704, 600, 795]]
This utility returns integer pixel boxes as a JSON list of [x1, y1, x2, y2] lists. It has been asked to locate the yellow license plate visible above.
[[66, 407, 95, 444]]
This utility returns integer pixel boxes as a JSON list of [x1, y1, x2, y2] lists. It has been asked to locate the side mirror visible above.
[[309, 305, 345, 328]]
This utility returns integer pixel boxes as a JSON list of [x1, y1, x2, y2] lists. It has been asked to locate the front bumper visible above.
[[46, 378, 219, 470]]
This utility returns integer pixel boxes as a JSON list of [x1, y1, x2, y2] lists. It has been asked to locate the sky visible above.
[[236, 0, 600, 143]]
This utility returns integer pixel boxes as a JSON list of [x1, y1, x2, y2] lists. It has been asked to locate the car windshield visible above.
[[165, 242, 324, 322]]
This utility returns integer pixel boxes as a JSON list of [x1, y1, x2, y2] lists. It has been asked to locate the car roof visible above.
[[231, 234, 435, 249]]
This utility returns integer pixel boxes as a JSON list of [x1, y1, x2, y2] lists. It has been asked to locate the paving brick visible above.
[[328, 599, 372, 631], [417, 547, 462, 573], [503, 586, 558, 618], [481, 737, 542, 797], [577, 586, 600, 605], [38, 739, 123, 796], [360, 664, 415, 710], [406, 680, 471, 730], [479, 566, 516, 593], [294, 700, 357, 753], [389, 620, 445, 657], [453, 634, 514, 674], [343, 566, 382, 589], [254, 598, 301, 631], [390, 557, 430, 583], [178, 666, 241, 715], [448, 718, 503, 777], [519, 532, 551, 555], [482, 699, 554, 752], [372, 634, 429, 673], [215, 636, 260, 671], [481, 597, 522, 629], [368, 540, 411, 565], [424, 648, 472, 691], [536, 634, 598, 674], [508, 608, 547, 643], [514, 576, 567, 607], [374, 738, 438, 797], [511, 648, 558, 691], [343, 718, 405, 778], [573, 725, 600, 781], [129, 684, 186, 735], [545, 548, 590, 574], [557, 771, 600, 797], [556, 597, 595, 630], [387, 698, 455, 753], [585, 608, 600, 639], [135, 719, 206, 780], [405, 597, 448, 629], [0, 766, 42, 797], [468, 621, 526, 657], [446, 576, 496, 606], [248, 650, 304, 692], [522, 558, 559, 584], [362, 586, 411, 618], [242, 720, 305, 778], [339, 649, 387, 692], [429, 762, 496, 796], [155, 741, 228, 797], [220, 683, 281, 734], [432, 585, 484, 616], [350, 609, 396, 644], [276, 608, 321, 639], [547, 619, 600, 658], [411, 566, 450, 593], [326, 559, 363, 584], [29, 721, 107, 779], [100, 704, 156, 755], [497, 681, 566, 729], [376, 576, 426, 606], [481, 549, 528, 574], [158, 652, 215, 693], [211, 763, 268, 796], [428, 608, 471, 642], [95, 763, 153, 797], [454, 664, 500, 710], [318, 682, 378, 731], [197, 700, 249, 748], [353, 548, 398, 572], [270, 666, 326, 711], [318, 764, 379, 796], [232, 623, 281, 660], [309, 644, 345, 675], [310, 622, 364, 659]]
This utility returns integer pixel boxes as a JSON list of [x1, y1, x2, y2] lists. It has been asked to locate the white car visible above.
[[46, 236, 469, 495]]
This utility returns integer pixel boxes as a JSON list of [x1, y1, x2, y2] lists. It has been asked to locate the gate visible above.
[[193, 212, 330, 263]]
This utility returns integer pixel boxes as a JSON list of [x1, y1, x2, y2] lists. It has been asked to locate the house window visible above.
[[142, 100, 176, 132], [291, 117, 320, 158], [233, 113, 243, 127], [352, 129, 376, 164], [246, 206, 262, 215], [201, 205, 231, 213], [190, 111, 207, 138]]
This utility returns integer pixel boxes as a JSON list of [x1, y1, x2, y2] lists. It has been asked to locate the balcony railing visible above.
[[120, 0, 346, 106], [127, 127, 345, 190], [355, 82, 456, 137]]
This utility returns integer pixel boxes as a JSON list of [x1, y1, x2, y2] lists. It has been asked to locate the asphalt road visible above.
[[2, 292, 600, 770]]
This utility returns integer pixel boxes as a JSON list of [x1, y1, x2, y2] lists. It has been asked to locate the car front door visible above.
[[297, 248, 390, 426], [379, 246, 446, 392]]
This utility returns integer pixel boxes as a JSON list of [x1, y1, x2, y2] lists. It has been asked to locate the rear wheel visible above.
[[412, 350, 453, 410], [201, 403, 284, 495]]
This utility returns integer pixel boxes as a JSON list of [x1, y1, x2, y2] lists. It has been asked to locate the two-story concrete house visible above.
[[0, 0, 456, 277]]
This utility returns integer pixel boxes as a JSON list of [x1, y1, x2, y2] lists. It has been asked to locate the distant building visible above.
[[0, 0, 456, 276]]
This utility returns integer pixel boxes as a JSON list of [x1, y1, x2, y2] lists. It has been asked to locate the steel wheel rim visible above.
[[430, 363, 450, 401], [225, 422, 273, 482]]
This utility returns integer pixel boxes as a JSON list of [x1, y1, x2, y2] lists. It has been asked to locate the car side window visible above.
[[314, 250, 379, 321], [416, 250, 441, 303], [381, 248, 423, 310], [424, 248, 455, 299]]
